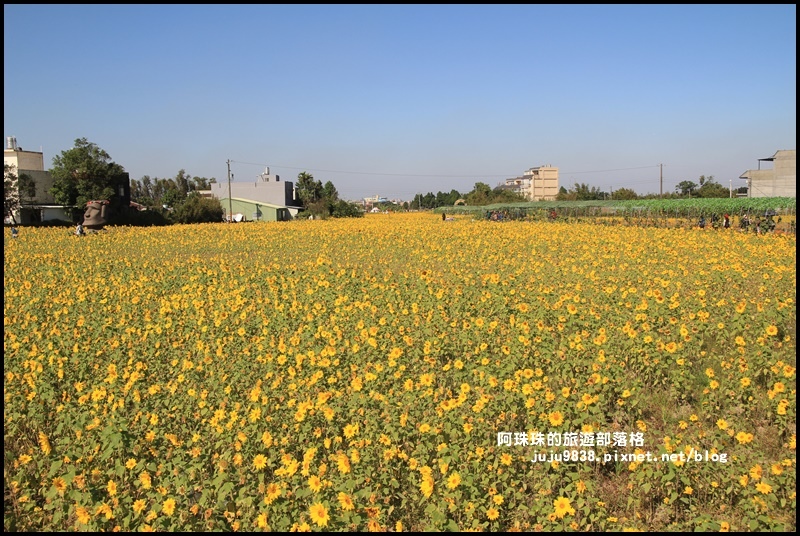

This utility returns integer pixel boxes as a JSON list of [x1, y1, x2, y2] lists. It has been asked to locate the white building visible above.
[[202, 170, 303, 219], [3, 136, 72, 224]]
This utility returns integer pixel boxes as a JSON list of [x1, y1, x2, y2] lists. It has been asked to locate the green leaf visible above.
[[49, 460, 63, 476], [218, 481, 233, 500]]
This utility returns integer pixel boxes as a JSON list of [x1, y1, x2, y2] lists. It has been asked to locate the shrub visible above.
[[172, 193, 224, 224]]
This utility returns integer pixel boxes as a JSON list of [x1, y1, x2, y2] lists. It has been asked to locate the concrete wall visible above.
[[16, 205, 74, 224], [19, 170, 57, 204], [524, 166, 559, 201], [208, 179, 300, 208], [41, 206, 74, 222], [219, 198, 293, 222], [740, 150, 796, 198], [4, 148, 45, 172]]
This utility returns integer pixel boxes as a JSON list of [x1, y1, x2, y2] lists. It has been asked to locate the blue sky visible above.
[[4, 4, 796, 201]]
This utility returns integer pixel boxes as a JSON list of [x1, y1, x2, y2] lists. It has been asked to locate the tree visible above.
[[491, 186, 527, 204], [4, 163, 20, 224], [131, 175, 155, 206], [172, 192, 224, 224], [49, 138, 128, 209], [322, 181, 339, 203], [174, 169, 193, 198], [611, 187, 638, 200], [161, 188, 182, 209], [131, 170, 217, 210], [192, 176, 215, 191], [555, 188, 574, 201], [696, 176, 729, 198], [296, 172, 322, 209], [331, 200, 364, 218], [320, 180, 340, 214], [675, 180, 698, 197], [571, 183, 605, 201], [466, 182, 492, 205]]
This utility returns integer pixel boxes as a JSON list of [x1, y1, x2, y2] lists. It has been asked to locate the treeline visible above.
[[130, 170, 216, 209], [129, 169, 224, 225], [555, 175, 745, 201], [409, 175, 738, 210], [295, 172, 363, 219], [410, 182, 526, 209]]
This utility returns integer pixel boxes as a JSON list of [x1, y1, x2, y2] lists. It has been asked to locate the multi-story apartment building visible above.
[[504, 165, 559, 201]]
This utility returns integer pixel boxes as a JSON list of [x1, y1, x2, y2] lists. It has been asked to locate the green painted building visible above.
[[219, 197, 294, 222]]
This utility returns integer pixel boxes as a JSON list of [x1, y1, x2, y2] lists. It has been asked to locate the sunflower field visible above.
[[3, 213, 796, 531]]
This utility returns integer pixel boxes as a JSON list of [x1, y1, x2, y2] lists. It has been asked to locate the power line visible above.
[[229, 159, 661, 179], [230, 160, 510, 178], [560, 165, 660, 175]]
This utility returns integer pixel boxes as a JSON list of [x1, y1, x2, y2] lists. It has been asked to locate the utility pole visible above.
[[729, 179, 733, 198], [659, 163, 663, 198], [227, 159, 233, 222]]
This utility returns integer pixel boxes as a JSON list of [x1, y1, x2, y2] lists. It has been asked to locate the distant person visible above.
[[740, 214, 750, 231], [75, 223, 85, 236], [442, 212, 446, 221], [698, 216, 705, 229], [11, 226, 19, 239], [723, 214, 731, 229], [765, 214, 776, 233]]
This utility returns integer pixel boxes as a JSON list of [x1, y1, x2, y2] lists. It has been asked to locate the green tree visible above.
[[172, 192, 224, 224], [161, 188, 182, 209], [174, 169, 192, 198], [555, 188, 574, 201], [320, 180, 340, 214], [49, 138, 128, 209], [466, 182, 492, 205], [675, 180, 699, 197], [192, 176, 215, 191], [696, 176, 730, 198], [322, 181, 339, 203], [611, 187, 638, 200], [331, 200, 364, 218], [296, 172, 322, 209], [131, 175, 154, 206], [490, 186, 527, 204], [572, 183, 605, 201]]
